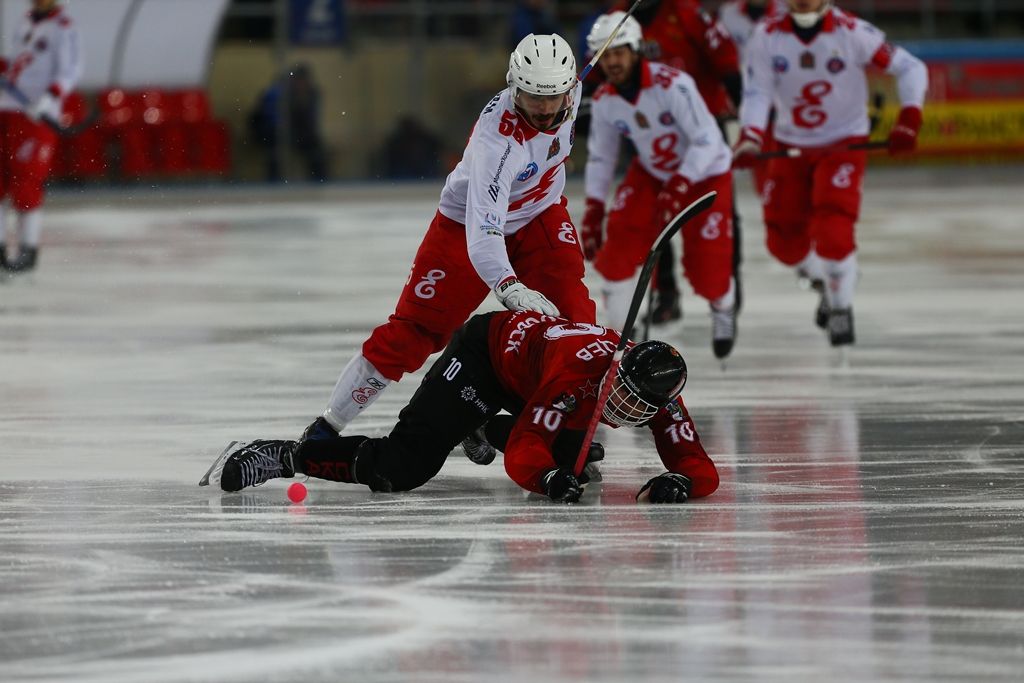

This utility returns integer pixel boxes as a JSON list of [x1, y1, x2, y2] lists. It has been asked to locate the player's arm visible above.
[[639, 397, 719, 503], [53, 20, 84, 98], [671, 72, 729, 181], [580, 92, 621, 259], [858, 21, 928, 154], [734, 27, 773, 165]]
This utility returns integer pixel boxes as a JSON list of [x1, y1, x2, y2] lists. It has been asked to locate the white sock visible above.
[[0, 203, 10, 249], [823, 253, 857, 310], [18, 209, 42, 247], [795, 249, 827, 283], [710, 276, 736, 312], [322, 353, 392, 432], [600, 273, 640, 331]]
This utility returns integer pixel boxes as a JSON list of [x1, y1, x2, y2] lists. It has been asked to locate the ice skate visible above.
[[208, 440, 297, 492], [811, 279, 829, 329], [461, 425, 496, 465], [828, 308, 855, 347], [650, 288, 682, 325], [4, 245, 37, 273], [711, 304, 737, 361]]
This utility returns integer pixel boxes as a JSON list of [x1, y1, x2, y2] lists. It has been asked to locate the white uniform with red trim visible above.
[[716, 0, 788, 58], [740, 8, 927, 148], [438, 82, 582, 290], [0, 7, 82, 118], [584, 61, 730, 204]]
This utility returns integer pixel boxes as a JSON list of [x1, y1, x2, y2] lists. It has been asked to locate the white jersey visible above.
[[717, 0, 787, 58], [0, 7, 83, 117], [439, 82, 582, 290], [740, 8, 927, 147], [585, 61, 731, 203]]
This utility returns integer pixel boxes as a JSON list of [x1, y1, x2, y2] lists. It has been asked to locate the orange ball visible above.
[[287, 482, 307, 503]]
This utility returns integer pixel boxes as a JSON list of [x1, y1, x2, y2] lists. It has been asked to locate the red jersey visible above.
[[615, 0, 741, 117], [487, 311, 719, 497]]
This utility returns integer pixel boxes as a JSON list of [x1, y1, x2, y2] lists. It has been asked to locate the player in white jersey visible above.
[[733, 0, 927, 346], [582, 12, 737, 360], [0, 0, 82, 274], [296, 34, 596, 450], [717, 0, 788, 57]]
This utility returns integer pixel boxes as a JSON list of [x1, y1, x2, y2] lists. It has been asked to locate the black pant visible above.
[[298, 314, 514, 491]]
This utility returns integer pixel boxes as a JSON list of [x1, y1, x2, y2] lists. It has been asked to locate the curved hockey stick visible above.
[[572, 190, 717, 478], [0, 77, 99, 137], [753, 139, 888, 160]]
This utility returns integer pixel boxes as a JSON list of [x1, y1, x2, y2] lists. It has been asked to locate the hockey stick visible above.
[[753, 139, 888, 160], [0, 77, 99, 137], [572, 190, 717, 478], [578, 0, 648, 81]]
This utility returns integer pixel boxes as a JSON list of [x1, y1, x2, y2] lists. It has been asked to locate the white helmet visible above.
[[586, 11, 643, 55], [507, 33, 577, 98], [789, 1, 832, 28]]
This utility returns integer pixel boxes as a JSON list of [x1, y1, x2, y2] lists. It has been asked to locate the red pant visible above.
[[364, 199, 596, 381], [594, 160, 734, 301], [762, 137, 867, 265], [0, 111, 57, 211]]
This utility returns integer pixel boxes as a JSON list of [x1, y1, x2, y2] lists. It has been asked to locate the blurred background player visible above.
[[611, 0, 742, 326], [716, 0, 788, 196], [298, 34, 596, 447], [0, 0, 82, 274], [211, 311, 719, 505], [582, 12, 737, 360], [733, 0, 927, 347]]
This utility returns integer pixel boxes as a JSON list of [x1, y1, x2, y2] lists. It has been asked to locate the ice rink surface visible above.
[[2, 168, 1023, 682]]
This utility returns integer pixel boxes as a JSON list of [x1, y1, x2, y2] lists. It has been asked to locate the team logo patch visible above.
[[546, 137, 560, 160], [827, 57, 846, 74], [614, 120, 631, 136], [35, 38, 48, 52], [578, 379, 600, 400], [517, 162, 538, 182], [800, 51, 815, 69], [552, 392, 577, 413], [460, 386, 491, 414], [635, 111, 650, 129], [772, 56, 789, 73], [659, 111, 675, 126]]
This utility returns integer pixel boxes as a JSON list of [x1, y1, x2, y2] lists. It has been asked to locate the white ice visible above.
[[2, 168, 1024, 682]]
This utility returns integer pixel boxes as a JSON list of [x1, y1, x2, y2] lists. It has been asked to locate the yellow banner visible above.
[[873, 101, 1024, 153]]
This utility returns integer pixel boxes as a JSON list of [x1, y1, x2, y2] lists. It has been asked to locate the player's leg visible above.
[[315, 211, 490, 433], [301, 314, 509, 492], [0, 112, 13, 271], [651, 239, 681, 324], [680, 172, 736, 359], [810, 147, 867, 346], [592, 164, 662, 330], [6, 114, 56, 273], [506, 197, 596, 324]]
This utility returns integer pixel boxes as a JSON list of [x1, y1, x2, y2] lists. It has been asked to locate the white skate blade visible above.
[[198, 441, 242, 487]]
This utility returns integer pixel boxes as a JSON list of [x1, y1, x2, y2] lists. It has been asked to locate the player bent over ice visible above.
[[305, 34, 596, 451], [581, 12, 739, 360], [212, 311, 719, 504], [732, 0, 927, 346]]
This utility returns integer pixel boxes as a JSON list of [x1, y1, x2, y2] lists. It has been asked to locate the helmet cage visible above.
[[602, 373, 664, 427]]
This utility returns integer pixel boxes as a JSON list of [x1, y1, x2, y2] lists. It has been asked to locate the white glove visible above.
[[494, 277, 560, 316], [28, 92, 58, 122]]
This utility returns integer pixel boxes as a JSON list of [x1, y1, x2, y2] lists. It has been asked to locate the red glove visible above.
[[580, 197, 605, 261], [888, 106, 922, 155], [0, 58, 8, 76], [656, 174, 692, 226], [731, 127, 764, 169]]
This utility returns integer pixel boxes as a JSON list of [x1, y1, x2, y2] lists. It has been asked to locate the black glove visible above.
[[542, 468, 583, 503], [636, 472, 692, 504]]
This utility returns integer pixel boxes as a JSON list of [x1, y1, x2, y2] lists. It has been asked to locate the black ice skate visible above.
[[711, 305, 737, 360], [0, 245, 7, 270], [811, 279, 829, 330], [828, 308, 855, 347], [650, 288, 682, 324], [4, 245, 38, 273], [461, 426, 496, 465], [217, 440, 296, 492]]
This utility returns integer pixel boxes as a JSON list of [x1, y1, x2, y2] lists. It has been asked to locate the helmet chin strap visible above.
[[791, 2, 830, 28]]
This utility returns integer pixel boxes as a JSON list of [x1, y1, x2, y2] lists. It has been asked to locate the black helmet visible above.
[[603, 341, 687, 426]]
